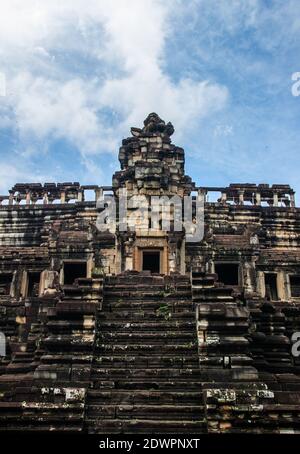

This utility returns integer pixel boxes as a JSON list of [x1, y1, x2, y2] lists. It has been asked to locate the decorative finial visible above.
[[131, 113, 174, 137]]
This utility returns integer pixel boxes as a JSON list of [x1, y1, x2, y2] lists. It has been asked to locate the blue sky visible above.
[[0, 0, 299, 201]]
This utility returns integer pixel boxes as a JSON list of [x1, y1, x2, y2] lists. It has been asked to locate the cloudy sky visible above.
[[0, 0, 299, 201]]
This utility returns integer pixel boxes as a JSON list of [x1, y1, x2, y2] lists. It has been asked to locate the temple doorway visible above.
[[142, 250, 160, 273]]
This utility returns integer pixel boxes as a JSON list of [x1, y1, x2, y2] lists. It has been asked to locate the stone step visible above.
[[86, 418, 206, 434], [102, 301, 194, 311], [93, 355, 199, 368], [98, 311, 195, 321], [193, 295, 235, 303], [11, 357, 34, 364], [87, 390, 203, 405], [104, 284, 165, 290], [55, 301, 99, 315], [91, 380, 205, 391], [90, 368, 202, 380], [86, 404, 204, 419], [0, 402, 84, 428], [12, 352, 34, 360], [40, 353, 93, 364], [0, 424, 82, 432], [42, 335, 94, 351], [99, 332, 195, 342], [100, 321, 196, 331], [46, 320, 95, 332], [104, 291, 192, 300], [103, 287, 169, 294], [96, 343, 198, 355], [5, 363, 36, 373]]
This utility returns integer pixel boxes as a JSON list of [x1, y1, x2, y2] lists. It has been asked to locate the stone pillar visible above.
[[273, 192, 278, 207], [59, 266, 64, 285], [198, 189, 207, 203], [255, 192, 261, 206], [95, 187, 103, 202], [180, 239, 186, 275], [9, 191, 14, 206], [115, 238, 122, 274], [221, 192, 227, 204], [43, 192, 49, 205], [26, 190, 31, 205], [286, 274, 292, 300], [243, 262, 254, 295], [168, 244, 177, 274], [10, 270, 18, 298], [277, 271, 286, 301], [87, 256, 93, 278], [290, 192, 295, 207], [125, 256, 133, 271], [163, 246, 169, 275], [238, 190, 244, 205], [20, 270, 28, 298], [40, 270, 59, 297], [208, 259, 215, 274], [257, 271, 265, 298], [78, 190, 84, 202]]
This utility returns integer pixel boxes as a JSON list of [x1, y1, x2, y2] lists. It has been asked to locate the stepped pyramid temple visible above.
[[1, 113, 300, 433]]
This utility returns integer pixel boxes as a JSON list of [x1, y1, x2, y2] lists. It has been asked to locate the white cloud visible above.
[[0, 161, 53, 194], [10, 73, 116, 153], [213, 124, 233, 137], [0, 0, 228, 163]]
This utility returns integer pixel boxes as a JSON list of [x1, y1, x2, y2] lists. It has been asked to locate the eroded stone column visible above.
[[257, 270, 265, 297], [243, 261, 254, 295], [9, 191, 14, 205], [238, 190, 244, 205], [43, 192, 49, 204], [221, 192, 227, 204], [198, 189, 207, 203], [255, 192, 261, 206], [78, 190, 84, 202], [40, 270, 59, 297], [277, 271, 286, 301], [26, 190, 31, 205], [180, 239, 186, 275], [290, 192, 295, 207], [95, 187, 103, 202], [60, 190, 66, 204]]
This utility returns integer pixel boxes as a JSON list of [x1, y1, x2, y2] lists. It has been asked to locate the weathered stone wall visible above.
[[0, 114, 300, 432]]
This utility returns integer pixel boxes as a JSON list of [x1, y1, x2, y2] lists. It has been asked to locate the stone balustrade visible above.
[[0, 183, 113, 206], [196, 183, 295, 207]]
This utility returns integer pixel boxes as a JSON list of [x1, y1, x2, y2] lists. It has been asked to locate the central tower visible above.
[[112, 113, 194, 274]]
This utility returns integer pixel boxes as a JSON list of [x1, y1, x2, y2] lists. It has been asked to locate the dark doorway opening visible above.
[[290, 275, 300, 297], [265, 273, 278, 301], [27, 272, 40, 297], [142, 251, 160, 273], [64, 262, 87, 285], [215, 263, 239, 286], [0, 274, 12, 295]]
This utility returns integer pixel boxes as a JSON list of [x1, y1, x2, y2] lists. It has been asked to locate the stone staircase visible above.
[[85, 272, 206, 434], [2, 269, 300, 433], [0, 277, 102, 431], [192, 271, 300, 433], [192, 270, 256, 381]]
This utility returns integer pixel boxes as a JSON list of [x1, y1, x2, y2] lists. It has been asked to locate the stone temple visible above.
[[0, 113, 300, 433]]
